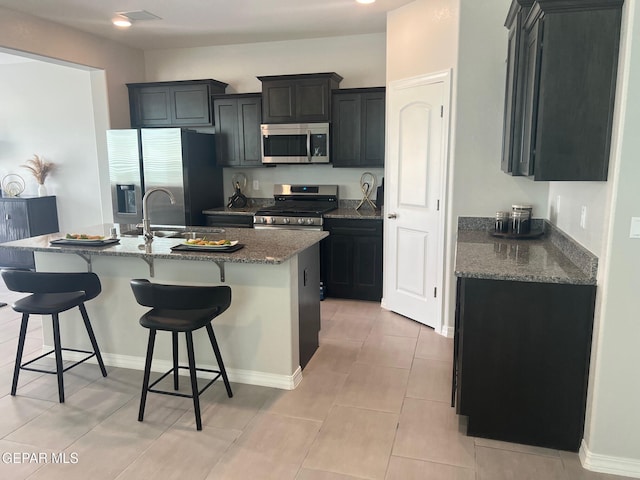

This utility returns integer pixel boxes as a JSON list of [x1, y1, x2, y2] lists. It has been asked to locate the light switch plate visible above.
[[630, 217, 640, 238]]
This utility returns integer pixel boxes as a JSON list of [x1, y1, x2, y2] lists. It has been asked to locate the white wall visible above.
[[145, 33, 386, 92], [579, 0, 640, 475], [144, 33, 388, 200], [0, 61, 104, 232]]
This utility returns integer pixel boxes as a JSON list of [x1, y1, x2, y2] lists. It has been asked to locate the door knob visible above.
[[387, 213, 397, 219]]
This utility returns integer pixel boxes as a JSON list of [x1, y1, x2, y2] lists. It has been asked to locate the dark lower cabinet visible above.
[[0, 196, 59, 269], [452, 277, 596, 451], [204, 213, 254, 228], [322, 218, 383, 301], [298, 244, 321, 369]]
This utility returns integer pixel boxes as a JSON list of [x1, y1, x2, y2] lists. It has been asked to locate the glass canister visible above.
[[510, 210, 531, 235], [495, 211, 510, 233]]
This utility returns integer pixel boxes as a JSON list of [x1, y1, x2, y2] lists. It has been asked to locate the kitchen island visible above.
[[453, 218, 598, 451], [0, 225, 328, 389]]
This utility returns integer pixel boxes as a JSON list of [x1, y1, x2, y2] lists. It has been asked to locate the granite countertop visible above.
[[455, 219, 598, 285], [0, 224, 328, 265]]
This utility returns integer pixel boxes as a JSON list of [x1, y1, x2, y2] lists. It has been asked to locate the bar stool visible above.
[[130, 279, 233, 431], [1, 269, 108, 403]]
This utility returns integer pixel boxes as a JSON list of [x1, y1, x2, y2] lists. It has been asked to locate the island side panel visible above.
[[34, 251, 301, 389]]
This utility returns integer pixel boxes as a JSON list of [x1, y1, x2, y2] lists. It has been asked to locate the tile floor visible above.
[[0, 281, 628, 480]]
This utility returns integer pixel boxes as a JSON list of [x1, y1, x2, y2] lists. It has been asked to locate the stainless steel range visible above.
[[254, 184, 338, 230]]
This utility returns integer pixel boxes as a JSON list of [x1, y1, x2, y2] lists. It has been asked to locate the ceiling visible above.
[[0, 0, 414, 51]]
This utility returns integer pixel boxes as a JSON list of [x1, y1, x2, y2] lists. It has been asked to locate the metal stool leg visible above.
[[185, 331, 202, 431], [206, 323, 233, 398], [172, 332, 179, 390], [79, 303, 107, 377], [11, 314, 30, 396], [138, 329, 156, 422], [51, 313, 65, 403]]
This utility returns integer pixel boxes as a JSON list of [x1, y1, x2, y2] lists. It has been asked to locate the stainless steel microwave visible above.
[[261, 123, 330, 164]]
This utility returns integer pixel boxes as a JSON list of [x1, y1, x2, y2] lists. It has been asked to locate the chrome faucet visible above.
[[142, 187, 176, 242]]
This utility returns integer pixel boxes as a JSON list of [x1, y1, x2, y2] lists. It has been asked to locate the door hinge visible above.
[[440, 105, 444, 118], [434, 287, 437, 298]]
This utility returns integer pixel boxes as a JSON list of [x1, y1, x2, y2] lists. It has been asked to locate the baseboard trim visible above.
[[440, 325, 455, 338], [49, 347, 302, 391], [580, 439, 640, 478]]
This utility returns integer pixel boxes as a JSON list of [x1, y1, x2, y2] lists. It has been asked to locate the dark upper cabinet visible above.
[[332, 88, 385, 168], [321, 218, 383, 301], [503, 0, 623, 181], [212, 94, 262, 167], [258, 73, 342, 123], [501, 1, 533, 175], [127, 79, 227, 128], [0, 196, 59, 269]]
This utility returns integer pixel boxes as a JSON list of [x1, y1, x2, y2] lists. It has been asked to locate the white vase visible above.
[[37, 184, 47, 197]]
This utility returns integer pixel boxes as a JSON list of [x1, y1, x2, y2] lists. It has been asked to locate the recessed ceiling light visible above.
[[356, 0, 376, 4], [112, 15, 132, 28]]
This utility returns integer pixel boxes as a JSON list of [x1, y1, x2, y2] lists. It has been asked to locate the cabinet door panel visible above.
[[519, 22, 542, 176], [214, 99, 240, 166], [263, 82, 295, 122], [171, 85, 210, 125], [362, 92, 385, 167], [137, 88, 172, 126], [296, 80, 329, 121], [238, 98, 262, 166], [332, 94, 361, 166]]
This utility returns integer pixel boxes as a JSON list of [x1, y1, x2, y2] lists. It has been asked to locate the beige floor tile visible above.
[[206, 446, 300, 480], [0, 394, 55, 438], [415, 327, 453, 362], [370, 310, 421, 338], [385, 456, 476, 480], [332, 299, 382, 317], [357, 334, 417, 369], [304, 338, 362, 375], [559, 451, 630, 480], [320, 299, 340, 320], [303, 405, 399, 480], [196, 382, 280, 430], [296, 468, 366, 479], [5, 385, 133, 450], [406, 357, 452, 403], [393, 398, 475, 469], [474, 437, 560, 458], [236, 411, 322, 465], [334, 362, 409, 413], [116, 424, 240, 480], [267, 368, 348, 421], [0, 335, 43, 368], [320, 312, 375, 342], [476, 445, 566, 480], [0, 439, 57, 480]]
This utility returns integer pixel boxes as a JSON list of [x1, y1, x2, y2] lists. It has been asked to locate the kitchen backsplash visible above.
[[222, 166, 385, 201]]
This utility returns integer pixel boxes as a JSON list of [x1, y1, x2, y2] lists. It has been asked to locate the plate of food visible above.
[[171, 238, 242, 252], [50, 234, 120, 246]]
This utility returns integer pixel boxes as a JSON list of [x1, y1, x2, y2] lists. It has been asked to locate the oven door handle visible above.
[[307, 130, 312, 162]]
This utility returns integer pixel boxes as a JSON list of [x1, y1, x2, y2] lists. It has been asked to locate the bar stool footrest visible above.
[[147, 366, 223, 398], [20, 348, 98, 375]]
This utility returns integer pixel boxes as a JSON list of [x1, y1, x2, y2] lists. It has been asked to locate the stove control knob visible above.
[[266, 217, 275, 224], [258, 217, 267, 224], [283, 218, 291, 224], [297, 218, 305, 225], [306, 218, 314, 225]]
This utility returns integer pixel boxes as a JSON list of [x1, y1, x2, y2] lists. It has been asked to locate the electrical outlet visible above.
[[580, 206, 587, 229], [253, 180, 259, 191]]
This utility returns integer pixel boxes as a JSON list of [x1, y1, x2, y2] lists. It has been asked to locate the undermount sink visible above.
[[119, 227, 224, 239]]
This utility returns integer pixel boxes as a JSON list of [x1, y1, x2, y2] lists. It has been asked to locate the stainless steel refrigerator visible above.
[[106, 128, 224, 226]]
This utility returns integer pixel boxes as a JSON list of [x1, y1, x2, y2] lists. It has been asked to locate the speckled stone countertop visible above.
[[203, 200, 382, 220], [0, 224, 327, 265], [455, 217, 598, 285]]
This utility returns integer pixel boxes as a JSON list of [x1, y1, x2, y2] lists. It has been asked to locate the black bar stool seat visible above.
[[1, 269, 108, 403], [130, 279, 233, 431]]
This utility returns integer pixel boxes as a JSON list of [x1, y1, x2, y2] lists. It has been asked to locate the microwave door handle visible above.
[[307, 130, 312, 162]]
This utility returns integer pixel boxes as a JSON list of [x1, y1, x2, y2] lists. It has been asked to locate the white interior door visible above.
[[383, 72, 450, 330]]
